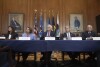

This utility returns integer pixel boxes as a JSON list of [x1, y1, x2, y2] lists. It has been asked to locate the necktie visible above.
[[67, 33, 70, 37], [88, 32, 91, 37], [48, 32, 50, 37]]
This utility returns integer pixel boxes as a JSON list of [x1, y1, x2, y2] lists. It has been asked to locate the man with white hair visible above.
[[41, 24, 55, 67], [43, 24, 55, 37]]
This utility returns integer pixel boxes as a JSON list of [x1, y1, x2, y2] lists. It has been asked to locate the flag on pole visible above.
[[39, 12, 44, 37], [39, 12, 44, 31], [34, 13, 37, 24], [57, 13, 59, 28], [47, 16, 51, 25], [34, 10, 38, 35], [34, 10, 38, 29], [44, 10, 47, 32], [56, 13, 60, 37], [47, 11, 51, 25], [51, 16, 56, 32]]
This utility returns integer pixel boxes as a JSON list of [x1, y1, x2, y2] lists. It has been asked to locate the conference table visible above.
[[0, 40, 100, 67], [0, 40, 100, 52]]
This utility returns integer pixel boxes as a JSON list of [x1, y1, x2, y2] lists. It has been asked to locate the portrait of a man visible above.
[[10, 17, 21, 30], [74, 16, 80, 29], [9, 14, 24, 32]]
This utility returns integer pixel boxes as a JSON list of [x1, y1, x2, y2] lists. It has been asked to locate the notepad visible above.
[[92, 37, 100, 40], [45, 37, 55, 40], [18, 37, 30, 40], [71, 37, 82, 40], [0, 37, 6, 40]]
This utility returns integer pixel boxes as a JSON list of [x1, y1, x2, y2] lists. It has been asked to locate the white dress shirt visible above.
[[66, 32, 71, 38]]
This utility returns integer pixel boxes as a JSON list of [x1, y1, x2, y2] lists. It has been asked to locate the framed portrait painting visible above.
[[70, 14, 83, 32], [9, 13, 24, 32]]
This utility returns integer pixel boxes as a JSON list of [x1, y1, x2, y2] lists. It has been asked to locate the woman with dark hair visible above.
[[5, 26, 18, 39], [3, 26, 18, 67]]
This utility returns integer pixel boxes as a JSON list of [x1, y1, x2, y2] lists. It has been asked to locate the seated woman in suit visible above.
[[5, 26, 18, 39], [22, 27, 36, 63], [0, 26, 17, 53], [4, 26, 18, 66]]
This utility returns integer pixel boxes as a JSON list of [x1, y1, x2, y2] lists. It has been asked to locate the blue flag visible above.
[[40, 14, 44, 31], [52, 16, 55, 25], [39, 13, 44, 37], [56, 14, 60, 37], [47, 17, 51, 25]]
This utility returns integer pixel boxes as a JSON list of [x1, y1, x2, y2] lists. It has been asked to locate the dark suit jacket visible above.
[[60, 32, 75, 40], [82, 31, 97, 40], [43, 31, 55, 37], [5, 32, 18, 39], [63, 32, 75, 37], [41, 31, 55, 40]]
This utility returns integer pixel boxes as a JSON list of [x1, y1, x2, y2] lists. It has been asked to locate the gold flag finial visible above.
[[34, 9, 37, 12]]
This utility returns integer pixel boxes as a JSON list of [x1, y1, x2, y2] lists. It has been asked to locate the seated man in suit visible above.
[[43, 25, 55, 37], [82, 25, 97, 60], [41, 24, 55, 67], [82, 25, 97, 40], [62, 26, 79, 61], [63, 26, 75, 39]]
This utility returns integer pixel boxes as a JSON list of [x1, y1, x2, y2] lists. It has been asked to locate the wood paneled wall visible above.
[[0, 0, 3, 33], [0, 0, 100, 33]]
